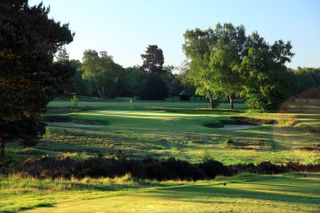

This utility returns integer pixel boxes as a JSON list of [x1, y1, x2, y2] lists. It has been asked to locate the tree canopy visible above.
[[183, 23, 295, 111], [0, 0, 74, 157], [82, 50, 124, 98], [141, 45, 165, 75], [139, 45, 169, 100]]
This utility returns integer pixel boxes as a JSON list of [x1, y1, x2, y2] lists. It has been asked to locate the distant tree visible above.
[[55, 46, 69, 62], [123, 66, 146, 97], [139, 73, 169, 100], [238, 33, 295, 111], [184, 23, 295, 111], [169, 74, 184, 97], [209, 24, 246, 108], [139, 45, 169, 100], [183, 28, 220, 108], [294, 67, 320, 93], [183, 23, 246, 109], [63, 60, 90, 96], [0, 0, 74, 157], [141, 45, 165, 75], [82, 50, 124, 98]]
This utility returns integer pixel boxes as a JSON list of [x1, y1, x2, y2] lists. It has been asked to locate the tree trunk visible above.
[[0, 141, 5, 158], [209, 95, 218, 109], [97, 89, 103, 98], [229, 95, 234, 109], [94, 81, 104, 98]]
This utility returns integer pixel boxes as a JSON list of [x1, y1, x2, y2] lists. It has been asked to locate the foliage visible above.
[[183, 23, 295, 111], [139, 45, 169, 100], [82, 50, 124, 98], [183, 24, 246, 108], [294, 67, 320, 94], [70, 95, 79, 108], [139, 73, 169, 100], [123, 66, 146, 97], [0, 0, 74, 157], [11, 155, 320, 181], [63, 60, 90, 96], [237, 33, 295, 111], [199, 150, 215, 163], [141, 45, 164, 75]]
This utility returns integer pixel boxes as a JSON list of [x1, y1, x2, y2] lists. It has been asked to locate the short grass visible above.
[[2, 98, 320, 212], [5, 98, 320, 165], [1, 173, 320, 213]]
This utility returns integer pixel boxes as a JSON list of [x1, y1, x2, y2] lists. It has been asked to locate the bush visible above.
[[70, 95, 79, 108], [198, 160, 233, 178], [224, 138, 236, 146], [232, 162, 288, 174], [256, 161, 288, 174], [13, 157, 320, 180]]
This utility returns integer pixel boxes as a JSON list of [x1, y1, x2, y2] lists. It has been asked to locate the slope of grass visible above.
[[1, 173, 319, 213], [4, 99, 320, 165]]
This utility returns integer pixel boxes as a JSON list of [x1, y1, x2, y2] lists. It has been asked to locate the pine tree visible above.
[[0, 0, 74, 157]]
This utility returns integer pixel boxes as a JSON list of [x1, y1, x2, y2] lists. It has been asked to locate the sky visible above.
[[29, 0, 320, 69]]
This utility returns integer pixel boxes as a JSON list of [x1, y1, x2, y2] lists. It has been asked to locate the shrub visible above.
[[198, 160, 233, 178], [70, 95, 79, 108], [13, 157, 320, 180], [256, 161, 288, 174], [224, 138, 236, 146]]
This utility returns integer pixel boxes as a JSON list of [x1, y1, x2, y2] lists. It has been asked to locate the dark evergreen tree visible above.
[[141, 45, 165, 75], [0, 0, 74, 157], [139, 45, 169, 100]]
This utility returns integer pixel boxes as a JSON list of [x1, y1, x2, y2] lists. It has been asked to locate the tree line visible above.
[[64, 23, 320, 113], [183, 23, 320, 111], [64, 45, 185, 100]]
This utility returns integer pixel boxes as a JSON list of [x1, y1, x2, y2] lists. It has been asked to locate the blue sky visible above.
[[29, 0, 320, 68]]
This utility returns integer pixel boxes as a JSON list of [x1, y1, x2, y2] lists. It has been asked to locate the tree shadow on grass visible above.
[[141, 183, 320, 206], [6, 203, 56, 213]]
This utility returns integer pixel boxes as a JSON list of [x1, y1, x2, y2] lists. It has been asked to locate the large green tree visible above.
[[0, 0, 74, 157], [238, 33, 295, 111], [184, 23, 295, 111], [183, 24, 246, 108], [82, 50, 124, 98]]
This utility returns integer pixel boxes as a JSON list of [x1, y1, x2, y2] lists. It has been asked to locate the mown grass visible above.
[[4, 98, 320, 165], [1, 173, 320, 213], [2, 98, 320, 212]]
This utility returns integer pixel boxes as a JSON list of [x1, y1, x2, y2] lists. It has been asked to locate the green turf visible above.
[[1, 173, 319, 213], [5, 99, 320, 165], [2, 98, 320, 212]]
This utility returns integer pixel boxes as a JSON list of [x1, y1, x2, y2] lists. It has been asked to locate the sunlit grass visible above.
[[5, 99, 320, 165], [1, 173, 319, 213], [2, 99, 320, 212]]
